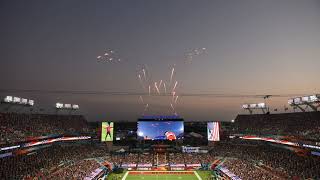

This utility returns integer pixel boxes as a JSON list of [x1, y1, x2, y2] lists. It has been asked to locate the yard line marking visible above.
[[122, 171, 129, 180], [194, 171, 202, 180]]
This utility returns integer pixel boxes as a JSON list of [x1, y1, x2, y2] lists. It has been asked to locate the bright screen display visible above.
[[137, 120, 184, 141], [101, 122, 114, 142], [207, 122, 220, 141]]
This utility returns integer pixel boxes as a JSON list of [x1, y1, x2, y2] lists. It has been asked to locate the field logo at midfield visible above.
[[101, 122, 114, 142]]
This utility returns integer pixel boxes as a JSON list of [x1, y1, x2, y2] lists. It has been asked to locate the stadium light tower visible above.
[[242, 103, 267, 114], [288, 94, 320, 112], [1, 96, 34, 112], [55, 102, 80, 114]]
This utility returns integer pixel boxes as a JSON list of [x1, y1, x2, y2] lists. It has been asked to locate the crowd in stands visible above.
[[0, 113, 90, 145], [0, 144, 107, 179], [212, 142, 320, 179], [111, 152, 215, 167], [111, 154, 124, 165], [199, 153, 216, 164], [184, 153, 199, 164], [111, 153, 139, 166], [125, 153, 138, 164], [155, 153, 168, 165], [169, 153, 185, 164], [49, 159, 100, 179], [139, 153, 153, 164], [223, 159, 281, 180], [2, 142, 319, 179], [231, 111, 320, 140]]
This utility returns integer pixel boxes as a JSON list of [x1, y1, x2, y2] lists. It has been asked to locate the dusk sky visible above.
[[0, 0, 319, 122]]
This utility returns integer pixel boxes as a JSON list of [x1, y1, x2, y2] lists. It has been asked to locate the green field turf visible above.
[[107, 171, 213, 180], [122, 171, 204, 180], [125, 174, 199, 180]]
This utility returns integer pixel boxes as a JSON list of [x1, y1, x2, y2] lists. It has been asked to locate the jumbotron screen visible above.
[[101, 122, 114, 142], [137, 120, 184, 141], [207, 122, 220, 141]]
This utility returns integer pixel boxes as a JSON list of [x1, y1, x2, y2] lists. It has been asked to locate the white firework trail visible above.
[[138, 74, 144, 88], [139, 96, 144, 104], [159, 80, 163, 89], [154, 82, 160, 95], [142, 69, 147, 81], [174, 96, 179, 104], [172, 81, 178, 92], [163, 82, 167, 94], [148, 85, 151, 96], [172, 91, 176, 101], [143, 103, 149, 115], [170, 67, 175, 84], [170, 103, 175, 112]]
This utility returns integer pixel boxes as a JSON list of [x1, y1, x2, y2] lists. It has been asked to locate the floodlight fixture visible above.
[[258, 103, 266, 108], [72, 104, 79, 109], [55, 102, 79, 111], [4, 96, 13, 103], [28, 100, 34, 106], [13, 97, 21, 103], [242, 104, 249, 109], [64, 104, 72, 109], [249, 104, 257, 108], [56, 103, 63, 109], [21, 98, 28, 105], [288, 94, 320, 112], [310, 94, 319, 102], [1, 96, 35, 108], [242, 102, 267, 114]]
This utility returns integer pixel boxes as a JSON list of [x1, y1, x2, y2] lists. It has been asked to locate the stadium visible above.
[[1, 95, 320, 179], [1, 0, 320, 179]]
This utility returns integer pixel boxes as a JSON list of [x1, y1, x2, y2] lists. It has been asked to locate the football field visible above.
[[121, 171, 202, 180]]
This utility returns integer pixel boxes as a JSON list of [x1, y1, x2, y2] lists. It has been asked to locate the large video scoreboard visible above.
[[137, 116, 184, 141]]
